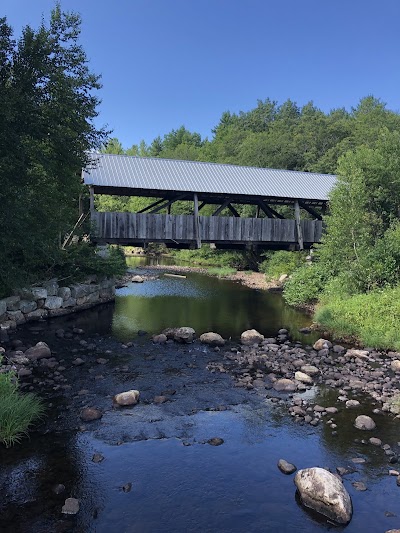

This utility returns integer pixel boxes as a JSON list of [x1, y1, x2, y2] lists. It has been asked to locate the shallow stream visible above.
[[1, 258, 400, 532]]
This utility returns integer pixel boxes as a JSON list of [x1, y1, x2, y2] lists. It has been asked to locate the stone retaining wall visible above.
[[0, 277, 115, 331]]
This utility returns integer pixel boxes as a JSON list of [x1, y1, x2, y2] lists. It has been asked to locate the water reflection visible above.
[[113, 271, 317, 343]]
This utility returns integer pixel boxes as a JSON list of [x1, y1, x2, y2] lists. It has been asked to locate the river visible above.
[[0, 259, 399, 532]]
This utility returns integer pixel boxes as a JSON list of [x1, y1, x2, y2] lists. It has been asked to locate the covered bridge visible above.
[[83, 154, 336, 250]]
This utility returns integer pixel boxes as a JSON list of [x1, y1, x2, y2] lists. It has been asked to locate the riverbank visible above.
[[127, 264, 283, 291], [2, 317, 400, 531]]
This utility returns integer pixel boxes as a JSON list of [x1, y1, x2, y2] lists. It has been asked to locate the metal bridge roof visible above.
[[83, 153, 336, 201]]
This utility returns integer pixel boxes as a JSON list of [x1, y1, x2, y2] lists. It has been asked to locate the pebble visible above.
[[92, 453, 104, 463], [207, 437, 224, 446], [352, 481, 367, 491], [277, 459, 297, 475], [80, 408, 103, 422], [62, 498, 80, 515]]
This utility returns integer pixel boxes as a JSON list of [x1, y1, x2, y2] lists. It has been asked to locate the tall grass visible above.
[[206, 267, 237, 278], [0, 364, 45, 447], [315, 285, 400, 350]]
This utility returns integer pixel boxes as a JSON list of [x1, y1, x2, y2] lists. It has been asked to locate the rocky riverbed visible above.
[[1, 314, 400, 531]]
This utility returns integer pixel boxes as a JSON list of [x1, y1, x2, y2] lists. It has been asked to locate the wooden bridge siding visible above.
[[92, 212, 322, 244]]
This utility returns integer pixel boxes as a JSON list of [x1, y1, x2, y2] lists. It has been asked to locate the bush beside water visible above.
[[0, 360, 44, 447]]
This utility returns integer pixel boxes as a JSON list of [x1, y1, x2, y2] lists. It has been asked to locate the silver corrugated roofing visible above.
[[83, 153, 336, 201]]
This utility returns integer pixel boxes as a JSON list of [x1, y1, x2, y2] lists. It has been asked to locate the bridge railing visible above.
[[91, 212, 322, 246]]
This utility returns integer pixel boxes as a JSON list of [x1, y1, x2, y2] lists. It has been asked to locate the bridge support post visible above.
[[294, 200, 304, 250], [193, 193, 201, 249]]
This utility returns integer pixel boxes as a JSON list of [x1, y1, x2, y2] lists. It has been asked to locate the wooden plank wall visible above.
[[91, 212, 323, 244]]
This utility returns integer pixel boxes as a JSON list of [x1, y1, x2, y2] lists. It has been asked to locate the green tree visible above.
[[0, 6, 108, 295]]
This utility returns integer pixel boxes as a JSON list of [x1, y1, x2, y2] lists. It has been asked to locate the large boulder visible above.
[[113, 390, 140, 406], [354, 415, 376, 430], [240, 329, 264, 345], [43, 279, 59, 297], [19, 300, 37, 314], [294, 467, 353, 524], [174, 327, 195, 343], [199, 332, 225, 346], [25, 341, 51, 360]]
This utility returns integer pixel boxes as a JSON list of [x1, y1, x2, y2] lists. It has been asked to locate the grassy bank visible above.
[[315, 286, 400, 350]]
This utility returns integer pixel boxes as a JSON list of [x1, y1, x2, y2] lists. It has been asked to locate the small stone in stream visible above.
[[326, 407, 338, 414], [152, 334, 167, 344], [389, 470, 400, 476], [389, 456, 398, 464], [240, 329, 264, 345], [273, 378, 296, 392], [62, 498, 80, 515], [346, 399, 360, 408], [351, 457, 366, 464], [368, 437, 382, 447], [295, 371, 313, 384], [122, 483, 132, 493], [313, 338, 332, 351], [80, 408, 103, 422], [131, 275, 144, 283], [277, 459, 297, 474], [92, 453, 104, 463], [113, 390, 140, 406], [199, 332, 225, 346], [386, 529, 400, 533], [300, 365, 319, 376], [207, 437, 224, 446], [52, 483, 66, 495], [385, 511, 397, 517], [161, 389, 176, 396], [72, 358, 85, 366], [336, 467, 350, 476], [354, 415, 376, 430], [96, 358, 108, 364], [154, 395, 168, 404], [352, 481, 367, 491]]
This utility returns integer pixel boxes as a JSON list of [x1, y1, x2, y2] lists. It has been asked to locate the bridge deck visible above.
[[91, 212, 322, 249]]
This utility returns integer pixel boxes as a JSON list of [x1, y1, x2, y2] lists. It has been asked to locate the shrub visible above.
[[0, 363, 45, 447], [283, 263, 328, 307], [259, 251, 306, 278]]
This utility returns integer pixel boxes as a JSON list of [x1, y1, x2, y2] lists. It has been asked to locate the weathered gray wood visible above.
[[89, 186, 95, 215], [294, 200, 304, 250], [193, 193, 201, 248], [91, 212, 323, 247]]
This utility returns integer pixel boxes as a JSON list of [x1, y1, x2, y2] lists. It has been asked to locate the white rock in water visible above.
[[294, 467, 352, 524], [354, 415, 376, 430], [199, 332, 225, 346], [131, 275, 144, 283], [174, 327, 195, 343], [240, 329, 264, 345], [114, 390, 140, 406], [62, 498, 80, 515], [295, 371, 313, 384]]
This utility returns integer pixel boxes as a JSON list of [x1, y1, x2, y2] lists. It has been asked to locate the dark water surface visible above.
[[114, 256, 317, 344], [1, 260, 400, 532]]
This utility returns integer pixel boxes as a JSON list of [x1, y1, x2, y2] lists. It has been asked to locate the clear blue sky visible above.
[[3, 0, 400, 149]]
